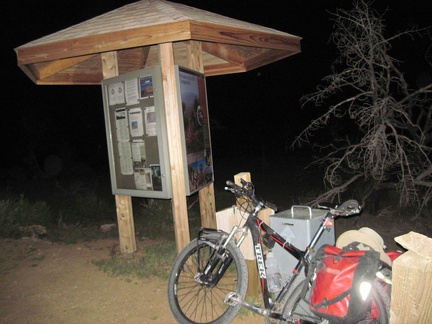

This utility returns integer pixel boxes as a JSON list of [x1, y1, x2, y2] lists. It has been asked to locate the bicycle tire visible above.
[[280, 278, 323, 323], [360, 280, 390, 324], [281, 278, 391, 323], [264, 275, 315, 324], [167, 234, 248, 324]]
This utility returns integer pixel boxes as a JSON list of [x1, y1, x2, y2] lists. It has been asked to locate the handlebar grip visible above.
[[225, 180, 235, 187], [225, 180, 245, 197], [265, 201, 278, 212], [225, 180, 241, 191]]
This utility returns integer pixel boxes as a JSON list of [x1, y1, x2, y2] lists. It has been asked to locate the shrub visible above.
[[133, 198, 175, 240], [0, 195, 53, 238], [58, 190, 115, 225]]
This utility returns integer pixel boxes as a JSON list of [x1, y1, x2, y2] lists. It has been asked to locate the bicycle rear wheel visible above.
[[365, 280, 390, 323], [281, 278, 322, 323], [167, 234, 248, 324]]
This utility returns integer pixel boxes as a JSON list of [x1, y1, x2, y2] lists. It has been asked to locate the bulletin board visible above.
[[176, 66, 214, 195], [101, 66, 172, 199]]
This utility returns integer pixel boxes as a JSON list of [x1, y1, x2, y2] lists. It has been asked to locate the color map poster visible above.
[[139, 75, 154, 98], [179, 68, 213, 193]]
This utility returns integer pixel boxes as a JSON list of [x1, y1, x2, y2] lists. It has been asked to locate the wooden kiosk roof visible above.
[[14, 0, 302, 256], [15, 0, 301, 85]]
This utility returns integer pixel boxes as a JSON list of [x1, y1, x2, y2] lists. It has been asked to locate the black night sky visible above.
[[2, 0, 432, 177]]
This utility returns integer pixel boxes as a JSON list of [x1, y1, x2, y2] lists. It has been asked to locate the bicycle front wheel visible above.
[[167, 234, 248, 324]]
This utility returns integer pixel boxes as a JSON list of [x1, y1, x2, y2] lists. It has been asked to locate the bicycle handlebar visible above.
[[225, 179, 361, 218], [225, 179, 277, 212]]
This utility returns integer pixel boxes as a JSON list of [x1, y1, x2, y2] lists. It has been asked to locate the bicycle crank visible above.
[[224, 292, 270, 316]]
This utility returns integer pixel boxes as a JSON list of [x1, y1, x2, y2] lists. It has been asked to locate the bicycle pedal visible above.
[[225, 292, 270, 316], [224, 292, 241, 306]]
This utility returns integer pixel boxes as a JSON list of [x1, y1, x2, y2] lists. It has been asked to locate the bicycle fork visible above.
[[197, 227, 292, 319], [195, 226, 248, 287]]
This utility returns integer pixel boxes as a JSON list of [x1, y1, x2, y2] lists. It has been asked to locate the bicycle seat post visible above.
[[304, 212, 333, 260]]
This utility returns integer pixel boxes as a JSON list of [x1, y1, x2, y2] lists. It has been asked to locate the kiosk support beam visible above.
[[159, 43, 191, 252], [102, 51, 137, 256], [185, 40, 217, 229]]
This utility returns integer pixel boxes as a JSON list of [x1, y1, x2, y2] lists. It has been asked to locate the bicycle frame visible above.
[[197, 205, 335, 320], [251, 210, 334, 319]]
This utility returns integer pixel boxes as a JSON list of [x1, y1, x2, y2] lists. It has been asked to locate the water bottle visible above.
[[266, 251, 282, 293]]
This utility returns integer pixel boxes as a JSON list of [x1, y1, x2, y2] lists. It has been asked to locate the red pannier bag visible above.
[[308, 244, 380, 323]]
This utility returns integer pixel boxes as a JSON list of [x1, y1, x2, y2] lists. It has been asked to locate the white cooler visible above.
[[270, 206, 335, 283]]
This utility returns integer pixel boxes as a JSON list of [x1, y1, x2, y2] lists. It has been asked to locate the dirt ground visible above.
[[0, 238, 264, 324]]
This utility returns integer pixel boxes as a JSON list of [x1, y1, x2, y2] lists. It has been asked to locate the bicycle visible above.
[[167, 178, 393, 323]]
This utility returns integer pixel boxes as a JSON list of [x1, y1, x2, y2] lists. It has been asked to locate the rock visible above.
[[100, 223, 117, 233], [18, 225, 47, 239]]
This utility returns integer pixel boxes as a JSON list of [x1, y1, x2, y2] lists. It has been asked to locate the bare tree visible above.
[[294, 0, 432, 215]]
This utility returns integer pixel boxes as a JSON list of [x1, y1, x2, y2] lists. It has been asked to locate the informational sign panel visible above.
[[176, 66, 214, 195], [101, 66, 172, 198], [101, 65, 213, 198]]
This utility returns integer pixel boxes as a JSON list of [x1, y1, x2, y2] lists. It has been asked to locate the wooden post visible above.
[[232, 172, 274, 298], [234, 172, 251, 209], [186, 40, 204, 73], [185, 40, 217, 229], [390, 232, 432, 323], [115, 195, 136, 256], [216, 172, 275, 299], [102, 51, 137, 256], [234, 172, 259, 297], [198, 183, 217, 228], [159, 43, 190, 252]]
